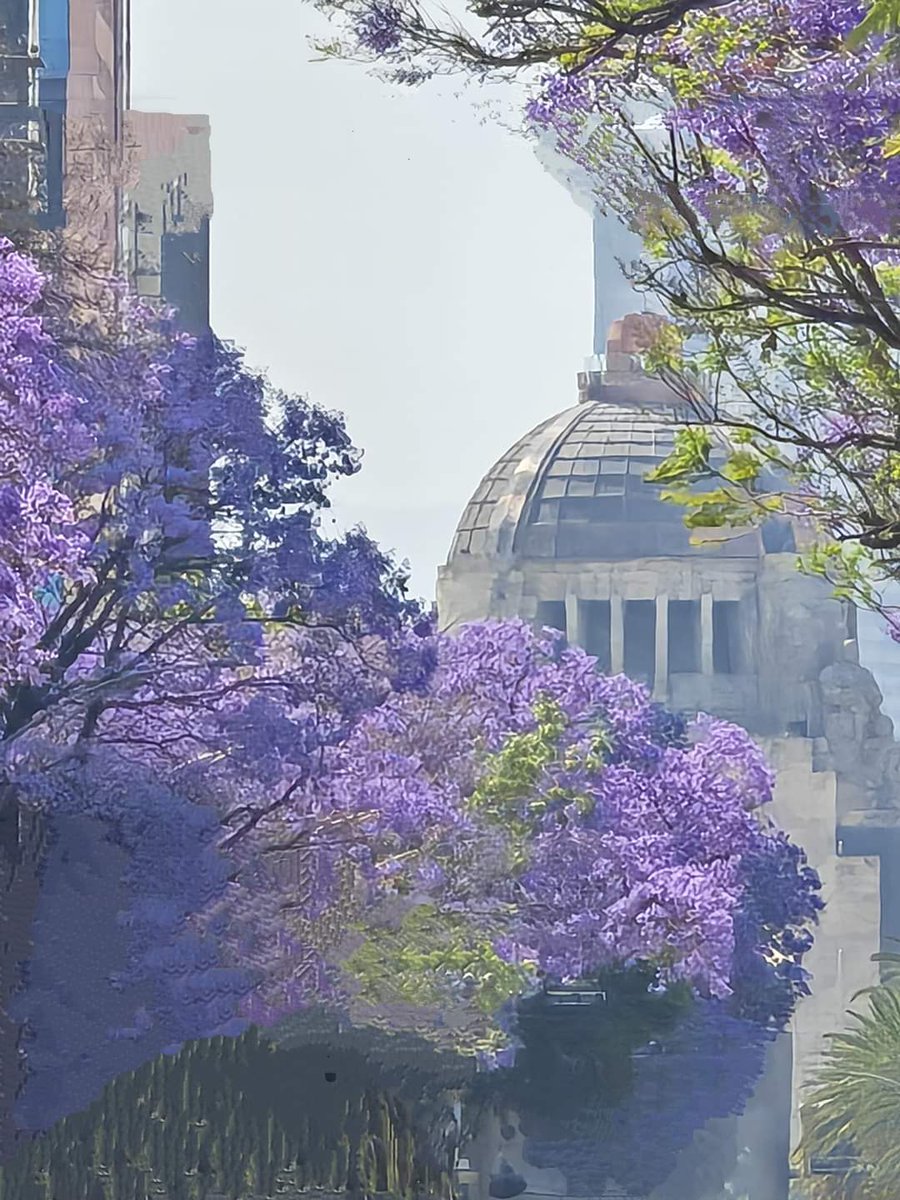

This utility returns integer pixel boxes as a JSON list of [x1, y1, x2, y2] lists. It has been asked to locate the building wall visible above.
[[765, 737, 881, 1154], [123, 110, 212, 332], [0, 0, 129, 281], [0, 0, 44, 226], [62, 0, 128, 282], [0, 0, 67, 228], [36, 0, 69, 227], [438, 551, 854, 734]]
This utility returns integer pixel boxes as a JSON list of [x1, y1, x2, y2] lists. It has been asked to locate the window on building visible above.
[[535, 600, 566, 639], [583, 600, 611, 672], [844, 601, 858, 645], [624, 600, 656, 686], [713, 600, 741, 674], [668, 600, 701, 674]]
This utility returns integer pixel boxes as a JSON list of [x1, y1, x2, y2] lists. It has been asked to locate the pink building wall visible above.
[[63, 0, 129, 279]]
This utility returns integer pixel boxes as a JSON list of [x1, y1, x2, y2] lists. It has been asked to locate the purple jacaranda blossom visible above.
[[239, 621, 818, 1039], [354, 1, 404, 53], [2, 243, 434, 1136]]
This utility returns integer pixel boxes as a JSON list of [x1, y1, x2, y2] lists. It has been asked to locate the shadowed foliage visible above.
[[0, 1020, 468, 1200]]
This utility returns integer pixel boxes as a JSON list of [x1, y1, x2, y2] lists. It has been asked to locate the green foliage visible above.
[[720, 449, 766, 486], [639, 318, 686, 374], [800, 541, 880, 607], [797, 968, 900, 1199], [645, 427, 782, 532], [466, 695, 608, 841], [645, 427, 714, 485], [344, 903, 535, 1029], [468, 695, 571, 837], [845, 0, 900, 47], [0, 1027, 457, 1200]]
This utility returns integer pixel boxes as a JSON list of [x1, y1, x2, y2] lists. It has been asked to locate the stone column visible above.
[[654, 594, 668, 701], [565, 593, 583, 649], [611, 594, 624, 674], [701, 592, 714, 675]]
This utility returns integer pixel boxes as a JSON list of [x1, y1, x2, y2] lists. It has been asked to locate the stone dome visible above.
[[450, 390, 695, 563], [449, 315, 786, 565]]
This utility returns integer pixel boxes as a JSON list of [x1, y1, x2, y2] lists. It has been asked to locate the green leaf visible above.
[[645, 427, 713, 484], [468, 695, 569, 834], [720, 449, 764, 485], [845, 0, 900, 47]]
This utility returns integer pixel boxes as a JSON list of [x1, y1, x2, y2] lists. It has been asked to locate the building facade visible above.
[[0, 0, 66, 230], [61, 0, 130, 277], [123, 110, 213, 334], [438, 316, 896, 1198], [2, 0, 212, 332]]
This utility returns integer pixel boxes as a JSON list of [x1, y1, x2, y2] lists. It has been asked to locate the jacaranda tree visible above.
[[0, 237, 432, 1146], [230, 619, 822, 1194], [1, 235, 820, 1198]]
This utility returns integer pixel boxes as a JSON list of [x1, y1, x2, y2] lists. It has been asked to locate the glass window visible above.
[[713, 600, 741, 674], [535, 601, 566, 637], [624, 600, 656, 686], [668, 600, 701, 674], [583, 600, 611, 672]]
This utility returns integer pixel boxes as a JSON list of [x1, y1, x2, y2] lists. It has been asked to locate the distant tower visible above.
[[591, 210, 651, 358], [437, 317, 892, 1198]]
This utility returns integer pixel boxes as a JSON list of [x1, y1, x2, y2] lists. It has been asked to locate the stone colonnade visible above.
[[563, 589, 716, 700]]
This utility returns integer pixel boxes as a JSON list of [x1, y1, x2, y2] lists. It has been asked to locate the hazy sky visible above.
[[130, 0, 592, 602]]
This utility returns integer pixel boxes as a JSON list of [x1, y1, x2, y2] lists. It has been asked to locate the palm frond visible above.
[[799, 976, 900, 1198]]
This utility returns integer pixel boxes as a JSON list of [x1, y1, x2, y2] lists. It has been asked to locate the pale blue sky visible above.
[[131, 0, 592, 602], [129, 1, 900, 721]]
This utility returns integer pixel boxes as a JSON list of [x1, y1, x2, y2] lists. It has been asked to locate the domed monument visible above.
[[440, 315, 900, 1199]]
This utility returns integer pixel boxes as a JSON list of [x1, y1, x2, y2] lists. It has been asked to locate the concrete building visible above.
[[2, 0, 212, 333], [438, 315, 896, 1197], [123, 110, 213, 334], [0, 0, 67, 230], [62, 0, 130, 278]]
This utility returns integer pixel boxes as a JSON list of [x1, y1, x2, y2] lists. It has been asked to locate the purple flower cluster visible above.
[[247, 621, 819, 1033], [525, 0, 900, 257], [0, 242, 92, 688], [354, 1, 404, 54], [670, 53, 900, 246], [0, 245, 433, 1132]]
